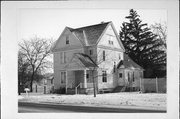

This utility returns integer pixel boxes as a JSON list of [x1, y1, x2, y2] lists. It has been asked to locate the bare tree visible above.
[[150, 22, 167, 49], [74, 49, 117, 97], [18, 36, 53, 92]]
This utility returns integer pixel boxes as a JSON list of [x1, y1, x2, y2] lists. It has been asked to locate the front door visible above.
[[118, 72, 123, 85], [75, 70, 83, 87]]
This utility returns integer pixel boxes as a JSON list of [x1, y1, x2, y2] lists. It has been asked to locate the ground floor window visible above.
[[132, 72, 135, 82], [128, 73, 130, 82], [102, 71, 107, 82], [119, 73, 122, 78], [61, 71, 66, 84]]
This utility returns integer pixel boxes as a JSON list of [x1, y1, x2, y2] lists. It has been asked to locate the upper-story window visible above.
[[108, 40, 113, 45], [103, 50, 105, 61], [108, 35, 114, 45], [119, 53, 121, 60], [89, 49, 93, 55], [66, 36, 69, 45], [60, 52, 66, 64]]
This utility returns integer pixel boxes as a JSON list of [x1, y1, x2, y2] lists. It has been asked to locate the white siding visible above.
[[98, 25, 122, 49]]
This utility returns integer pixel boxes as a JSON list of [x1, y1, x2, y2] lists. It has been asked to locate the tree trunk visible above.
[[30, 71, 34, 92]]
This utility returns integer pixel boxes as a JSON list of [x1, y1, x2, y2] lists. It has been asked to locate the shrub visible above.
[[53, 87, 66, 94]]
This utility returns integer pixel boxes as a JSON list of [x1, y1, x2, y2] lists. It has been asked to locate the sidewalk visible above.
[[18, 93, 166, 111]]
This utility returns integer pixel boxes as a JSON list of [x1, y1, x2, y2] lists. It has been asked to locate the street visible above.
[[18, 102, 166, 113]]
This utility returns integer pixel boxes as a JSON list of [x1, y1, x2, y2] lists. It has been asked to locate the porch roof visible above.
[[75, 53, 98, 68]]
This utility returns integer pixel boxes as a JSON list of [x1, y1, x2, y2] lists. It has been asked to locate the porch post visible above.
[[66, 71, 68, 94], [84, 69, 87, 88]]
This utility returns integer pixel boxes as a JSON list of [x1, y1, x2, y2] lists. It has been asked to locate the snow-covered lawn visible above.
[[18, 92, 166, 110]]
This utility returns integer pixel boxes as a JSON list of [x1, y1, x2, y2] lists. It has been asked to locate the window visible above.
[[61, 72, 66, 84], [60, 52, 66, 64], [128, 73, 130, 82], [102, 71, 107, 82], [108, 40, 113, 45], [44, 79, 47, 85], [86, 73, 89, 79], [64, 52, 66, 63], [132, 72, 135, 82], [119, 73, 122, 78], [119, 53, 121, 60], [66, 36, 69, 44], [51, 79, 53, 84], [89, 49, 93, 55], [113, 62, 116, 73], [103, 50, 105, 61]]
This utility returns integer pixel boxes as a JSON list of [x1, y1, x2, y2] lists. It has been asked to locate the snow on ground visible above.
[[19, 92, 166, 109]]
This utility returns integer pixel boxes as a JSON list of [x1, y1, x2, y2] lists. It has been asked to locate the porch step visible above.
[[112, 86, 126, 93]]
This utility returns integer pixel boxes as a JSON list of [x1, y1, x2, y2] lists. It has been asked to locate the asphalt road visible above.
[[18, 102, 166, 113]]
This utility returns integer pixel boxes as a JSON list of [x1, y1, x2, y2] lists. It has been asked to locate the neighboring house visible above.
[[32, 73, 54, 94], [51, 21, 144, 94]]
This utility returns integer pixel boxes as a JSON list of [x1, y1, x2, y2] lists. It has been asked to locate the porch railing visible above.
[[75, 83, 81, 94], [80, 83, 94, 88]]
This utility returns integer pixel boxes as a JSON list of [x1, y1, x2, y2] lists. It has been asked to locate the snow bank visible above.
[[18, 93, 166, 109]]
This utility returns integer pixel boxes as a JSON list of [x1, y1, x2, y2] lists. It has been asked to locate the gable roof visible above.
[[75, 53, 98, 68], [117, 54, 143, 70], [52, 21, 125, 52], [68, 22, 110, 46]]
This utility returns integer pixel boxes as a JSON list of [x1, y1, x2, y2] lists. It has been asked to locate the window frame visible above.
[[86, 73, 89, 79], [60, 52, 66, 64], [103, 50, 105, 61], [89, 49, 93, 55], [102, 71, 107, 82], [60, 71, 66, 84], [119, 73, 122, 78], [66, 36, 69, 45], [119, 53, 121, 60], [132, 72, 135, 82]]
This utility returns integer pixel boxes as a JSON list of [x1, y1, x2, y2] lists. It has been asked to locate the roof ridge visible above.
[[71, 21, 111, 30]]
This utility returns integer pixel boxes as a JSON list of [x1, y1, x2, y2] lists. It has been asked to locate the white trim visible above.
[[65, 71, 68, 94], [96, 22, 111, 45], [52, 47, 83, 53], [97, 45, 124, 52]]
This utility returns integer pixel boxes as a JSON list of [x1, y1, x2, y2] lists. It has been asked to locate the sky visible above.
[[18, 9, 167, 41]]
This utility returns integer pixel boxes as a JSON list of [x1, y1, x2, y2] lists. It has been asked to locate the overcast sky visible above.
[[18, 9, 167, 41]]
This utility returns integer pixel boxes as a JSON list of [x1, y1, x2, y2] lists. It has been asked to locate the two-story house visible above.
[[51, 21, 144, 94]]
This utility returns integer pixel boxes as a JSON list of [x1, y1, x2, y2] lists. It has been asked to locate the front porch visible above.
[[66, 69, 97, 94]]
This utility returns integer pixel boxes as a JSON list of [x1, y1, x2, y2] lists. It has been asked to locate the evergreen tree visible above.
[[119, 9, 166, 78]]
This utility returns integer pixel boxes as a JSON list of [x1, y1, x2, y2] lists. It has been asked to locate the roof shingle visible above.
[[117, 54, 143, 70], [68, 22, 110, 45], [75, 53, 98, 68]]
